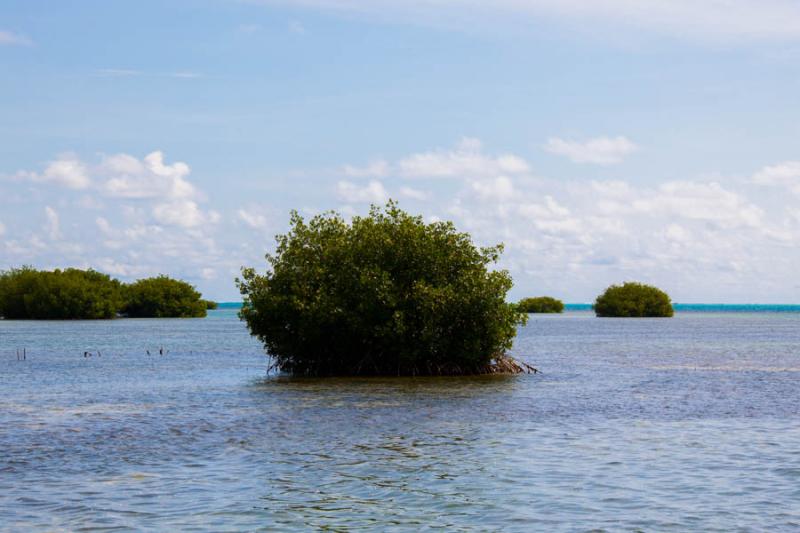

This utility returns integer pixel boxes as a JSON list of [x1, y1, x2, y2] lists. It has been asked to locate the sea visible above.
[[1, 305, 799, 531]]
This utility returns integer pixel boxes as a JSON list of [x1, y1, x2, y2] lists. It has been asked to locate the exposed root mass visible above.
[[265, 353, 538, 377]]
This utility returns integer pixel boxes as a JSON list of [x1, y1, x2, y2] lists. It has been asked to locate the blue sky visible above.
[[2, 0, 800, 302]]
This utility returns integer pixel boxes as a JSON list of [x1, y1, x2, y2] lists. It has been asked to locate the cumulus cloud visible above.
[[337, 180, 388, 203], [0, 30, 32, 46], [471, 175, 515, 201], [7, 142, 800, 302], [102, 151, 196, 200], [752, 161, 800, 195], [152, 200, 207, 228], [398, 137, 529, 178], [632, 181, 763, 229], [238, 208, 269, 229], [399, 186, 430, 200], [341, 138, 531, 184], [545, 136, 637, 165], [16, 153, 91, 189], [337, 140, 800, 301]]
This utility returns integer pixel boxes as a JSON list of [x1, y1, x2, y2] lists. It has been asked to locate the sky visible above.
[[2, 0, 800, 302]]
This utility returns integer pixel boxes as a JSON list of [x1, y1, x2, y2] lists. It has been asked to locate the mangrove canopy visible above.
[[0, 267, 214, 319], [517, 296, 564, 314], [594, 282, 674, 317], [123, 276, 209, 318], [237, 202, 529, 376], [0, 267, 123, 319]]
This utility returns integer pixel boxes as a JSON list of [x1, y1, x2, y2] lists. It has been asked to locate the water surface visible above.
[[1, 309, 799, 531]]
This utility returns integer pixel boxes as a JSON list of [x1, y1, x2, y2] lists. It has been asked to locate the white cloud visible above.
[[398, 137, 529, 178], [95, 258, 139, 277], [471, 175, 515, 201], [238, 208, 269, 229], [17, 153, 91, 189], [0, 30, 32, 46], [663, 223, 691, 244], [0, 221, 5, 236], [633, 181, 764, 229], [399, 186, 430, 200], [336, 180, 388, 203], [341, 138, 531, 182], [44, 206, 61, 240], [8, 143, 800, 302], [545, 136, 637, 165], [152, 200, 206, 228], [342, 159, 390, 178], [752, 161, 800, 195], [255, 1, 800, 42], [102, 151, 196, 200]]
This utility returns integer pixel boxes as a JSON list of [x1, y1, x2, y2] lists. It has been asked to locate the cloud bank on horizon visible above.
[[2, 0, 800, 302], [4, 141, 799, 302]]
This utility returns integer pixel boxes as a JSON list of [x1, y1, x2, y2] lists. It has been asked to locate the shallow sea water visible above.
[[1, 309, 799, 531]]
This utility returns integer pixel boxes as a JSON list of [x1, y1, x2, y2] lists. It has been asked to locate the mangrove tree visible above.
[[237, 202, 529, 376], [594, 282, 673, 317]]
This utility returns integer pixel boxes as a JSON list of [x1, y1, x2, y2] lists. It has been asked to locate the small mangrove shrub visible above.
[[237, 202, 528, 376], [123, 276, 208, 318], [517, 296, 564, 314], [594, 282, 673, 317]]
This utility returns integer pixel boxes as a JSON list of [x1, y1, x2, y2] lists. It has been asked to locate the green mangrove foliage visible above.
[[0, 267, 124, 319], [122, 276, 209, 318], [237, 202, 529, 376], [0, 267, 214, 319], [517, 296, 564, 314], [594, 282, 674, 317]]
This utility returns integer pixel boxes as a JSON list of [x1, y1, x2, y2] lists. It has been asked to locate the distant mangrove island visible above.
[[0, 267, 215, 319], [517, 296, 565, 314], [594, 282, 674, 318]]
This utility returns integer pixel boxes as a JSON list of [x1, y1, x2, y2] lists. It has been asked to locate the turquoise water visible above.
[[1, 309, 799, 531], [225, 302, 800, 312], [564, 303, 800, 312]]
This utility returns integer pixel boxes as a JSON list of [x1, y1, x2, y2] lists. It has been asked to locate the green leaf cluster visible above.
[[122, 275, 208, 318], [0, 267, 124, 319], [517, 296, 564, 314], [237, 202, 526, 376], [594, 282, 674, 317], [0, 268, 213, 319]]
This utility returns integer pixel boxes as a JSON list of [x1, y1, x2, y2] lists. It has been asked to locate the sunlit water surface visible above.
[[1, 309, 799, 531]]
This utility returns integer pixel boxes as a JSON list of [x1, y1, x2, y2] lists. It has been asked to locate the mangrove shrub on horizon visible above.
[[237, 202, 527, 376], [0, 267, 214, 319], [0, 267, 124, 319], [594, 282, 674, 317], [517, 296, 564, 314], [123, 276, 209, 318]]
